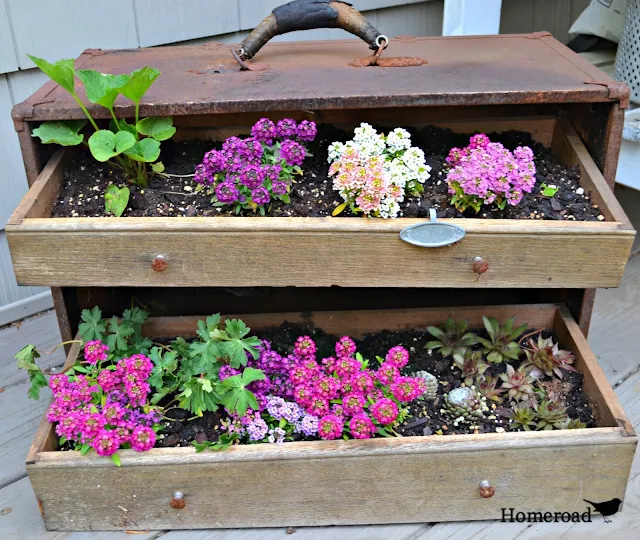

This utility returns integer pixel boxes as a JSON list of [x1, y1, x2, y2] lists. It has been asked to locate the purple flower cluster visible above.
[[194, 118, 317, 212], [47, 348, 160, 457], [445, 134, 536, 212]]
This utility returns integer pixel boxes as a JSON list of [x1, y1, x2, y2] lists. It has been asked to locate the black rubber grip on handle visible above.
[[238, 0, 384, 60]]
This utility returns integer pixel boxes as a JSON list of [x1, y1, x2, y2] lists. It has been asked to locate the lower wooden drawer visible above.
[[27, 304, 636, 531]]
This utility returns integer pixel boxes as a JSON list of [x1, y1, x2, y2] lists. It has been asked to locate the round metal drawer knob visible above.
[[151, 255, 169, 272], [472, 256, 489, 275], [170, 491, 185, 509], [479, 480, 495, 498]]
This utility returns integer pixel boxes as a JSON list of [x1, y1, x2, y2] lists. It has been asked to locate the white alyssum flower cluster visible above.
[[327, 124, 432, 218]]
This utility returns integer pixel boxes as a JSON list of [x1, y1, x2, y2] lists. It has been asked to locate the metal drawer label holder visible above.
[[399, 208, 466, 248]]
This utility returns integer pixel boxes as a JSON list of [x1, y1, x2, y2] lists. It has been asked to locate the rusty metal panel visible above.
[[12, 34, 624, 122]]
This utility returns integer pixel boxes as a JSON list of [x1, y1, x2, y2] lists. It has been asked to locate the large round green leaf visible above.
[[124, 138, 161, 163], [88, 130, 136, 162], [31, 120, 86, 146], [136, 117, 176, 141]]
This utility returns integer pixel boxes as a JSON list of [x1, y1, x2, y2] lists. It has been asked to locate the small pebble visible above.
[[597, 215, 605, 221], [495, 427, 505, 433], [576, 187, 585, 195]]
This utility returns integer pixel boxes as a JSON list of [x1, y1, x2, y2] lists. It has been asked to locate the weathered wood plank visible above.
[[7, 0, 138, 70], [590, 255, 640, 384], [28, 432, 635, 531], [134, 1, 240, 48], [162, 523, 430, 539], [0, 311, 64, 487], [555, 306, 634, 434], [0, 232, 47, 307], [6, 223, 632, 289], [0, 383, 51, 488], [143, 304, 559, 340], [0, 477, 162, 539], [0, 310, 65, 388]]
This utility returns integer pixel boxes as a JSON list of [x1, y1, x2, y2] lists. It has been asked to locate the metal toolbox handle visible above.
[[232, 0, 388, 69], [400, 209, 466, 248]]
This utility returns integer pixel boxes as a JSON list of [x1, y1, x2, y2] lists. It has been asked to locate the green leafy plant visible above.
[[15, 345, 47, 399], [28, 55, 174, 189], [193, 433, 239, 453], [221, 368, 266, 417], [425, 317, 478, 359], [477, 316, 527, 364], [540, 183, 559, 197], [149, 314, 264, 418], [78, 306, 151, 357]]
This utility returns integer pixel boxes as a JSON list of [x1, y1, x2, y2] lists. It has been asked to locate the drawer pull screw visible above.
[[152, 255, 169, 272], [170, 491, 185, 509], [479, 480, 495, 498], [472, 256, 489, 275]]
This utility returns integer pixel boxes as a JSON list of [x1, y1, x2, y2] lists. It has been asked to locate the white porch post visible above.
[[442, 0, 503, 36]]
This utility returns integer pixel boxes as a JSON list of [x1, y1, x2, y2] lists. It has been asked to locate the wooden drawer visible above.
[[6, 117, 635, 289], [26, 304, 636, 531]]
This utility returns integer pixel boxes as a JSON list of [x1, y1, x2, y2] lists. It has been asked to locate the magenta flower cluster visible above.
[[47, 345, 160, 457], [194, 118, 317, 212], [84, 340, 109, 364], [445, 133, 536, 212], [225, 333, 426, 444]]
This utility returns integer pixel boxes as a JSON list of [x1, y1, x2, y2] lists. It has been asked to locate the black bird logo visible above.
[[583, 498, 622, 523]]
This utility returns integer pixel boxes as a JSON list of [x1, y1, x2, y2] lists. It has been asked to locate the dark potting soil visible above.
[[52, 124, 604, 221], [156, 321, 596, 448]]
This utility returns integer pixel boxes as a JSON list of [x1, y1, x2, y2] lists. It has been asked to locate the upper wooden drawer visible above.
[[5, 117, 635, 288]]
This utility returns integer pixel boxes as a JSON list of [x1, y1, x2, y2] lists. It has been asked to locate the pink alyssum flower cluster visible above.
[[445, 133, 536, 213], [194, 118, 317, 214], [47, 341, 161, 457]]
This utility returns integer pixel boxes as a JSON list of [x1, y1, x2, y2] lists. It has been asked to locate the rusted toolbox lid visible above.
[[12, 33, 628, 122]]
